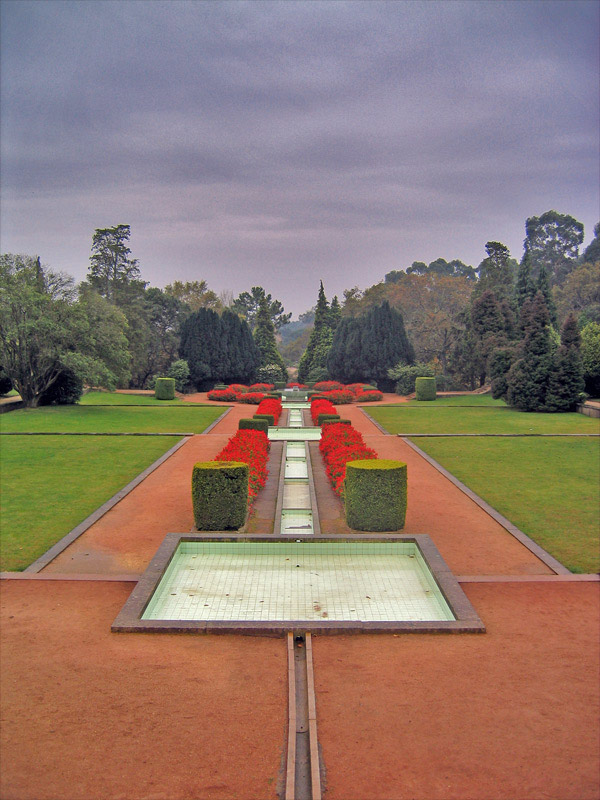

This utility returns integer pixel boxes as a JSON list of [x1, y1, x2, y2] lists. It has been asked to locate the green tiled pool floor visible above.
[[142, 542, 455, 622]]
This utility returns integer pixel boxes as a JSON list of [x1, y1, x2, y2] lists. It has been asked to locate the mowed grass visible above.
[[79, 391, 186, 405], [405, 394, 507, 406], [368, 404, 600, 434], [411, 437, 600, 573], [0, 404, 225, 433], [0, 435, 181, 571]]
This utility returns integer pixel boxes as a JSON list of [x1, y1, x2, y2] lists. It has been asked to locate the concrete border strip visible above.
[[305, 633, 322, 800], [401, 437, 571, 575], [1, 572, 140, 581], [24, 436, 193, 574], [285, 632, 297, 800]]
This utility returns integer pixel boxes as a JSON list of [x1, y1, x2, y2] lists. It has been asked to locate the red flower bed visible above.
[[313, 380, 344, 392], [229, 384, 249, 394], [249, 383, 274, 392], [238, 392, 266, 404], [354, 389, 383, 402], [310, 398, 337, 425], [207, 388, 240, 401], [319, 422, 377, 496], [319, 389, 353, 404], [286, 382, 307, 389], [256, 397, 282, 424], [214, 429, 270, 507]]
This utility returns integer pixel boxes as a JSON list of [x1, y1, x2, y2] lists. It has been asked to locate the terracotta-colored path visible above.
[[313, 581, 600, 800], [0, 580, 286, 800]]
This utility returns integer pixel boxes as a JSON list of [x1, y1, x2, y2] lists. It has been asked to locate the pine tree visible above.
[[545, 314, 584, 411], [298, 281, 332, 382], [253, 297, 287, 380], [506, 293, 553, 411], [515, 249, 536, 311]]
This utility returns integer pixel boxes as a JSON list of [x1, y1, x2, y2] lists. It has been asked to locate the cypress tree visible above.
[[515, 249, 536, 311], [545, 314, 584, 411], [298, 281, 335, 382], [537, 264, 558, 328], [506, 292, 553, 411], [253, 297, 287, 380], [326, 302, 413, 387]]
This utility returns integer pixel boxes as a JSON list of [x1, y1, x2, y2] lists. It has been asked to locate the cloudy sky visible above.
[[1, 0, 598, 317]]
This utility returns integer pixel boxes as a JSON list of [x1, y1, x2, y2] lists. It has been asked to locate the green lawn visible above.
[[79, 391, 187, 405], [0, 435, 181, 571], [410, 437, 600, 573], [405, 394, 507, 407], [368, 405, 600, 434], [0, 404, 225, 433]]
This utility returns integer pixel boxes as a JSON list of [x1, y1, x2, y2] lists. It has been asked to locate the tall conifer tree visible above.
[[253, 297, 287, 380]]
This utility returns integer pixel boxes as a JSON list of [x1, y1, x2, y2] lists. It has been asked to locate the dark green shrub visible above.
[[253, 413, 274, 426], [415, 377, 436, 401], [238, 417, 269, 434], [38, 368, 83, 406], [266, 391, 282, 398], [345, 459, 407, 531], [322, 417, 351, 426], [0, 367, 13, 395], [155, 377, 175, 400], [167, 359, 190, 392], [192, 461, 248, 530], [274, 382, 287, 390], [317, 413, 340, 425]]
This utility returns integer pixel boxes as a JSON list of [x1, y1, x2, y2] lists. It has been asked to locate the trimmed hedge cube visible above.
[[238, 417, 269, 434], [415, 376, 436, 401], [321, 417, 351, 426], [192, 461, 248, 530], [317, 413, 340, 426], [253, 413, 275, 426], [155, 377, 175, 400], [344, 459, 407, 531]]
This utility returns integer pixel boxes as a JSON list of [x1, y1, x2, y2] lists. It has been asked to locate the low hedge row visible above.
[[239, 418, 269, 434]]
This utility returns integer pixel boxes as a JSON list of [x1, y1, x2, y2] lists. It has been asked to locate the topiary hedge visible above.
[[239, 417, 269, 434], [155, 377, 176, 400], [415, 376, 436, 401], [253, 413, 275, 426], [344, 459, 407, 531], [317, 413, 340, 426], [192, 461, 248, 530], [322, 417, 351, 425]]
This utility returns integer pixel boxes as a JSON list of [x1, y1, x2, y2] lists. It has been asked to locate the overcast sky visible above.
[[1, 0, 598, 317]]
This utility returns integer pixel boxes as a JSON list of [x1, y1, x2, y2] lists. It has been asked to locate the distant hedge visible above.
[[239, 417, 269, 434], [192, 461, 248, 530], [155, 377, 175, 400], [345, 459, 407, 531], [415, 377, 436, 401]]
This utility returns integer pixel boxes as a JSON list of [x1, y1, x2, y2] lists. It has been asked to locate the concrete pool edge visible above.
[[111, 534, 486, 636]]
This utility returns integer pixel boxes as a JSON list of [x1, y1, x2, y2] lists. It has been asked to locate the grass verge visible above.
[[411, 437, 599, 573], [79, 391, 186, 405], [0, 435, 181, 571], [405, 395, 507, 407], [368, 405, 600, 434], [0, 405, 224, 433]]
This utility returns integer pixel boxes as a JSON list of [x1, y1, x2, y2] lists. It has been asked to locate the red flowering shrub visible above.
[[238, 392, 266, 404], [310, 398, 337, 425], [354, 389, 383, 402], [249, 383, 274, 392], [319, 389, 353, 404], [256, 397, 282, 424], [286, 382, 307, 389], [215, 429, 270, 507], [313, 380, 344, 392], [345, 383, 370, 396], [229, 384, 249, 394], [319, 422, 377, 496], [207, 388, 240, 401]]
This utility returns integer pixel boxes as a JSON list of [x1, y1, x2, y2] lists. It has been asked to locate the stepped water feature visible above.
[[271, 392, 321, 535]]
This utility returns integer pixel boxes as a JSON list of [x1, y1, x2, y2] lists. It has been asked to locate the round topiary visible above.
[[415, 376, 436, 401], [155, 377, 176, 400], [344, 459, 407, 531]]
